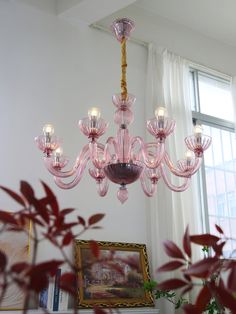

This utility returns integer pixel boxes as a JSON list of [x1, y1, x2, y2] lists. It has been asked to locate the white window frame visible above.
[[190, 67, 234, 234]]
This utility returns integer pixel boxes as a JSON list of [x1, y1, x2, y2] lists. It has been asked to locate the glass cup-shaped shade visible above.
[[35, 135, 60, 156], [79, 117, 108, 139], [147, 117, 176, 142], [185, 134, 212, 157], [112, 94, 136, 109]]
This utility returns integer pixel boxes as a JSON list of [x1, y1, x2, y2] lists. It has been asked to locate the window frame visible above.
[[190, 67, 234, 234]]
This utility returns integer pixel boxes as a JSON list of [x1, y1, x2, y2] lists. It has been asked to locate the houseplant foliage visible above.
[[146, 225, 236, 313], [0, 180, 110, 314]]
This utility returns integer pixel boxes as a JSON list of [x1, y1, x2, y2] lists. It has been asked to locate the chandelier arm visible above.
[[43, 144, 90, 178], [160, 163, 191, 192], [97, 178, 109, 197], [53, 157, 89, 189], [164, 152, 202, 177], [131, 137, 165, 169], [140, 174, 157, 197]]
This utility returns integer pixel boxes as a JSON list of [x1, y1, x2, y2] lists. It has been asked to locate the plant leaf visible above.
[[195, 285, 212, 312], [0, 210, 18, 225], [20, 181, 35, 204], [89, 240, 100, 258], [88, 213, 105, 226], [62, 232, 73, 246], [60, 208, 75, 216], [190, 234, 220, 246], [215, 224, 224, 234], [41, 181, 59, 216], [228, 267, 236, 292], [157, 260, 185, 272], [183, 226, 191, 259], [78, 216, 86, 226], [157, 279, 187, 291], [163, 240, 185, 260], [0, 250, 7, 271], [0, 186, 26, 206], [184, 257, 219, 278]]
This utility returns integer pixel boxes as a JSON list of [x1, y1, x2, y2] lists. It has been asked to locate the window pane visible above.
[[198, 73, 233, 121], [203, 124, 235, 256]]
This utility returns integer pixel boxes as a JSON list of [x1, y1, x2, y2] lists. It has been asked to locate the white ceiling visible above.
[[14, 0, 236, 48], [135, 0, 236, 48]]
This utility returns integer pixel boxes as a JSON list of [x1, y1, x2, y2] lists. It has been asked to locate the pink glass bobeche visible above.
[[35, 18, 212, 203]]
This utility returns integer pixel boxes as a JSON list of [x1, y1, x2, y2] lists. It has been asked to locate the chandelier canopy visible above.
[[35, 18, 211, 203]]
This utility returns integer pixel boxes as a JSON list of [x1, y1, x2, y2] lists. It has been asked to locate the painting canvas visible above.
[[74, 240, 154, 308], [0, 217, 31, 310]]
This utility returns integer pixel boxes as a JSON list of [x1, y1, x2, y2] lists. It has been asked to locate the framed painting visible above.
[[0, 215, 31, 310], [74, 240, 154, 309]]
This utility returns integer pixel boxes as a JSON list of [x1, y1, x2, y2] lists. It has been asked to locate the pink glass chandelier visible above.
[[35, 18, 212, 203]]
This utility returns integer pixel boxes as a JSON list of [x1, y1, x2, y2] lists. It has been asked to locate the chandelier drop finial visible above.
[[35, 18, 212, 203]]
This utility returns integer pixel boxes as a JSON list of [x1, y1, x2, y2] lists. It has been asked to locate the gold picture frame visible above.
[[74, 240, 154, 309]]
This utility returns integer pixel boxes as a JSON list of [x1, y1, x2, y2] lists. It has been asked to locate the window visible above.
[[190, 68, 235, 258]]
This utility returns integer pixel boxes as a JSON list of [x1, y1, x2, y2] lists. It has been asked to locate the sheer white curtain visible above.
[[145, 47, 201, 313]]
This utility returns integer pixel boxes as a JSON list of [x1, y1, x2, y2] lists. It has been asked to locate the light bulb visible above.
[[43, 124, 54, 136], [88, 107, 101, 120], [54, 147, 63, 157], [194, 124, 203, 135], [155, 106, 167, 119], [185, 150, 193, 161]]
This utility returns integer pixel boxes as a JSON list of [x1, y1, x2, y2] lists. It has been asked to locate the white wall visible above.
[[0, 1, 148, 261], [99, 4, 236, 76]]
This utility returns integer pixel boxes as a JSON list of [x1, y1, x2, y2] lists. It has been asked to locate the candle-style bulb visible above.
[[55, 147, 63, 157], [194, 124, 203, 135], [88, 107, 101, 120], [155, 106, 167, 119], [43, 124, 54, 136]]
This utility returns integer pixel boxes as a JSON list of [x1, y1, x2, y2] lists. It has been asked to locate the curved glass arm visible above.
[[53, 157, 89, 189], [140, 174, 157, 197], [160, 163, 191, 192], [97, 178, 109, 197], [44, 144, 90, 178], [131, 137, 165, 169], [164, 152, 202, 177]]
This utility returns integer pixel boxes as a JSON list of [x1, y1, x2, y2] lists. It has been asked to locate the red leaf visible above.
[[181, 284, 193, 296], [60, 208, 75, 216], [27, 260, 64, 276], [41, 181, 59, 216], [157, 260, 185, 272], [60, 272, 77, 295], [163, 240, 185, 260], [212, 285, 236, 311], [0, 211, 18, 225], [78, 216, 86, 226], [228, 267, 236, 292], [11, 262, 29, 273], [89, 240, 100, 258], [195, 285, 212, 312], [184, 257, 219, 278], [20, 181, 35, 204], [0, 186, 26, 206], [183, 304, 200, 314], [212, 241, 226, 257], [62, 232, 73, 246], [0, 251, 7, 271], [157, 279, 187, 291], [32, 198, 50, 224], [183, 226, 191, 259], [190, 234, 220, 246], [88, 213, 105, 226], [215, 224, 224, 234], [93, 306, 108, 314]]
